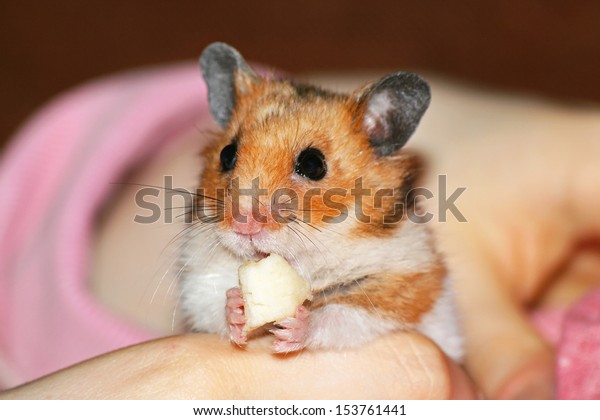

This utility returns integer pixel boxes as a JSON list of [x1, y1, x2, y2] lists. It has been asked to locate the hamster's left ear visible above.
[[199, 42, 259, 128], [354, 72, 431, 156]]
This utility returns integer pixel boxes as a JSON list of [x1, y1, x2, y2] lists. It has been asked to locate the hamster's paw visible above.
[[271, 305, 310, 353], [226, 287, 247, 346]]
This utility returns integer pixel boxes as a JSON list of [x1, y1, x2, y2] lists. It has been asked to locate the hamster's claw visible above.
[[271, 305, 309, 353], [226, 287, 247, 346]]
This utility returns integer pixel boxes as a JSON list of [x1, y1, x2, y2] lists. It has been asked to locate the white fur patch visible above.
[[416, 277, 464, 362], [306, 304, 399, 349], [364, 91, 393, 135], [178, 231, 241, 335], [302, 216, 437, 291]]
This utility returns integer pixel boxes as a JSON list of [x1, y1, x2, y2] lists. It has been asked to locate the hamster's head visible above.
[[196, 43, 431, 267]]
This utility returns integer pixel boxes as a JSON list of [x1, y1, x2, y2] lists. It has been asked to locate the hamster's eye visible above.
[[295, 147, 327, 181], [220, 142, 237, 172]]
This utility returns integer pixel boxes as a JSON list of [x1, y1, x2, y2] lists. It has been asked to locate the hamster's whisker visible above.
[[184, 225, 221, 263], [281, 216, 325, 272], [182, 205, 224, 220], [171, 287, 184, 333], [282, 207, 322, 212], [279, 206, 324, 214], [164, 205, 191, 211], [278, 195, 298, 207], [140, 247, 179, 309], [167, 204, 222, 212], [286, 216, 338, 269], [149, 265, 172, 306], [289, 221, 319, 252], [297, 216, 345, 268], [204, 237, 224, 265], [282, 209, 333, 233], [166, 219, 207, 248], [183, 234, 224, 279], [142, 214, 213, 309], [280, 209, 322, 232], [164, 217, 219, 257], [286, 246, 302, 275], [155, 224, 214, 304], [286, 223, 309, 253], [294, 217, 322, 233], [158, 220, 203, 257], [193, 126, 220, 140], [296, 214, 346, 238], [352, 279, 384, 321], [114, 182, 225, 203], [164, 266, 182, 302], [251, 195, 268, 210], [174, 210, 195, 220], [171, 233, 218, 292], [173, 204, 224, 222]]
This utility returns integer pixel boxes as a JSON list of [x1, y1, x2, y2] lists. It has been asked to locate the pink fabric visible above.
[[533, 288, 600, 399], [0, 63, 209, 387]]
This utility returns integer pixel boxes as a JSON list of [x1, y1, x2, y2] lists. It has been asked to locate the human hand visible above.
[[416, 86, 600, 399], [1, 333, 478, 399]]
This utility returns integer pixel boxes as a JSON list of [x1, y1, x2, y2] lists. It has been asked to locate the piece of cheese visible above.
[[238, 254, 311, 332]]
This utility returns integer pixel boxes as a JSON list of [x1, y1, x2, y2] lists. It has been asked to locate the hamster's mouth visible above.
[[252, 251, 270, 260], [242, 245, 300, 274], [230, 231, 271, 259], [225, 230, 296, 267]]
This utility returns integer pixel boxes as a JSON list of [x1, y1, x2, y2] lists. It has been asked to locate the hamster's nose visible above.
[[231, 205, 266, 235]]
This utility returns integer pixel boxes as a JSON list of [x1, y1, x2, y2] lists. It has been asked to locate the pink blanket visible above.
[[0, 61, 598, 398], [0, 63, 208, 387], [533, 289, 600, 399]]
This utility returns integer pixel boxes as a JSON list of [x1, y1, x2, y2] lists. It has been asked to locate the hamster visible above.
[[178, 42, 462, 361]]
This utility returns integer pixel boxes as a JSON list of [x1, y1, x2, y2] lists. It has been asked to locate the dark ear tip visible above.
[[404, 72, 431, 99], [378, 71, 431, 107], [200, 42, 236, 58], [199, 42, 239, 71]]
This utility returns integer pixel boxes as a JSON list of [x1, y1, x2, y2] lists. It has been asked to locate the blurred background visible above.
[[1, 0, 599, 149]]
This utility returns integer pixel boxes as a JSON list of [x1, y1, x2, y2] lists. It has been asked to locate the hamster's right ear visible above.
[[354, 72, 431, 157], [199, 42, 259, 128]]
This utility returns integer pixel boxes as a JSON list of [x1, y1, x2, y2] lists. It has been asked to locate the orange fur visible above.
[[198, 76, 424, 236], [310, 263, 445, 325]]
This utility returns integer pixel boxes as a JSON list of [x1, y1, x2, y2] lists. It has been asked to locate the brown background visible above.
[[1, 1, 599, 149]]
